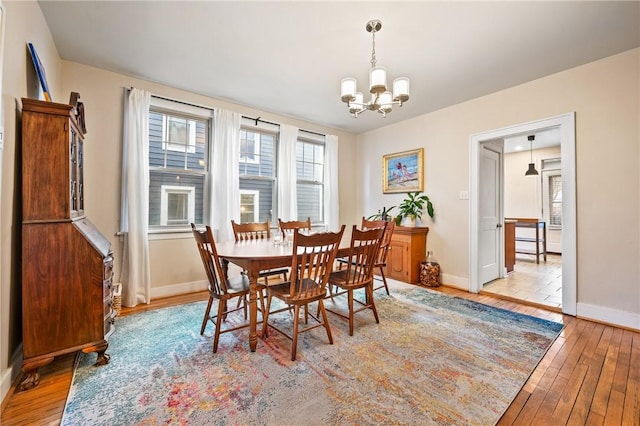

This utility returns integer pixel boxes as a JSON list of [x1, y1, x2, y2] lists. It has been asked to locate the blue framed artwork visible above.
[[27, 43, 52, 102], [383, 148, 424, 193]]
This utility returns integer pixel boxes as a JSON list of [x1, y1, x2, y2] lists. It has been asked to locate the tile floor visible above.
[[481, 253, 562, 310]]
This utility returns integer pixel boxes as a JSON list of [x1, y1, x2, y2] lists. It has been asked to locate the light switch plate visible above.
[[459, 190, 469, 200]]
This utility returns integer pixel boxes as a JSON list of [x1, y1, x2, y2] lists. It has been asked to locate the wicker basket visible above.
[[112, 282, 122, 316]]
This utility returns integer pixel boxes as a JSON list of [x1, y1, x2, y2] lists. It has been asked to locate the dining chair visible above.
[[278, 217, 312, 240], [337, 217, 394, 295], [261, 225, 345, 360], [191, 223, 251, 353], [367, 218, 395, 295], [325, 225, 385, 336], [231, 220, 289, 285]]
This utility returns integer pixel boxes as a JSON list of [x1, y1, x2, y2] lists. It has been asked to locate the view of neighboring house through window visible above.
[[239, 124, 276, 224], [148, 106, 209, 228], [296, 135, 325, 223]]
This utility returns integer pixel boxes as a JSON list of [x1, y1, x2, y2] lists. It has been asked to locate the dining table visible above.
[[215, 234, 352, 352]]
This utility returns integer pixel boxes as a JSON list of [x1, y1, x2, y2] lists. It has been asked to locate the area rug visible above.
[[62, 285, 563, 425]]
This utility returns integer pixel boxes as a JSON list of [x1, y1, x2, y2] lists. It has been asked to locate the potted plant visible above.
[[396, 191, 434, 226]]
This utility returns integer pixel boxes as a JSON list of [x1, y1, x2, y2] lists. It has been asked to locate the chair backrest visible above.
[[361, 217, 387, 230], [231, 220, 271, 242], [342, 225, 385, 285], [288, 225, 345, 301], [191, 223, 227, 297], [376, 220, 395, 265], [278, 217, 312, 238], [361, 218, 394, 265]]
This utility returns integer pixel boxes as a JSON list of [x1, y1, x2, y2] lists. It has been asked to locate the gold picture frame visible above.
[[383, 148, 424, 193]]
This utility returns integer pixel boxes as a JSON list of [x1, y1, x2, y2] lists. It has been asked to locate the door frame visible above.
[[469, 113, 577, 316]]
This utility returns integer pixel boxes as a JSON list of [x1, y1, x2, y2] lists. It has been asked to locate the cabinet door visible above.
[[387, 239, 409, 282]]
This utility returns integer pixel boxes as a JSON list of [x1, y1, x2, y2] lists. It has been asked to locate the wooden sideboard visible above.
[[385, 226, 429, 284]]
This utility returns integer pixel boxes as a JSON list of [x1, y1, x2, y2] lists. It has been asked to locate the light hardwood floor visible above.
[[2, 283, 638, 425], [483, 253, 563, 311]]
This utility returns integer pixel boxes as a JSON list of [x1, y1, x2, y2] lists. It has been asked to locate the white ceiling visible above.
[[38, 1, 640, 135]]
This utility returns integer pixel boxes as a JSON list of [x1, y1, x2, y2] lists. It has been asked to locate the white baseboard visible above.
[[441, 273, 469, 291], [577, 302, 640, 331], [1, 345, 23, 407], [150, 280, 208, 300]]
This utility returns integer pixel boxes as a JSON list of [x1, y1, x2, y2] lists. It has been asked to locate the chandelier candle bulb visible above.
[[393, 77, 410, 103], [341, 78, 356, 102], [369, 66, 387, 93]]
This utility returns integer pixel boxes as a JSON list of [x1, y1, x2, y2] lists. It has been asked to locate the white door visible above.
[[479, 145, 501, 285]]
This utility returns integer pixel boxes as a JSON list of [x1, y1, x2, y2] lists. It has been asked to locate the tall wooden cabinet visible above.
[[19, 98, 114, 391], [385, 226, 429, 284]]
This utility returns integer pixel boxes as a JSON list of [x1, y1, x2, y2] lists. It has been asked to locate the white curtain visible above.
[[277, 124, 299, 221], [324, 134, 340, 231], [210, 109, 241, 242], [120, 88, 151, 307]]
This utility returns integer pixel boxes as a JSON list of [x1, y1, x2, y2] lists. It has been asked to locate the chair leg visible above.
[[367, 283, 380, 324], [213, 299, 225, 353], [201, 296, 214, 335], [262, 293, 273, 338], [318, 299, 333, 344], [291, 305, 300, 361], [378, 266, 390, 295], [348, 290, 355, 336]]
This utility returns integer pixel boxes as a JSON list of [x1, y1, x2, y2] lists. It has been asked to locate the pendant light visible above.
[[525, 135, 539, 176]]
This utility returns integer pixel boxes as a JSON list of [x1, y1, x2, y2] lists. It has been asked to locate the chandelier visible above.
[[340, 19, 410, 118]]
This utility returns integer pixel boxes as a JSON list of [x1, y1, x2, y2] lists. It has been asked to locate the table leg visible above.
[[248, 271, 259, 352]]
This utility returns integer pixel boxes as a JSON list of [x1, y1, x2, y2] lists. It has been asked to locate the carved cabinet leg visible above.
[[95, 350, 111, 366], [18, 369, 40, 392]]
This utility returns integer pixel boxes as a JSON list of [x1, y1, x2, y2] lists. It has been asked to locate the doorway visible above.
[[469, 113, 577, 316]]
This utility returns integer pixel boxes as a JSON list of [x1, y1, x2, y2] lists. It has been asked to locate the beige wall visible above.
[[356, 48, 640, 326], [504, 146, 561, 218]]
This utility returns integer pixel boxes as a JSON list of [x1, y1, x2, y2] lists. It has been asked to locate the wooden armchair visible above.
[[262, 225, 345, 360], [191, 224, 251, 353], [325, 225, 385, 336]]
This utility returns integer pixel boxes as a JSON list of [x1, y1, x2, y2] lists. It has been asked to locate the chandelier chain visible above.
[[370, 30, 377, 68]]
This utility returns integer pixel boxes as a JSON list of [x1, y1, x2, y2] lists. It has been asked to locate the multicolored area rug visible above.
[[62, 285, 563, 425]]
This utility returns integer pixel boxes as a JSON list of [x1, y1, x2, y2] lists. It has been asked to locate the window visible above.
[[296, 136, 325, 223], [162, 115, 196, 153], [240, 190, 260, 223], [148, 102, 209, 229], [548, 175, 562, 226], [160, 185, 195, 225], [238, 123, 277, 224]]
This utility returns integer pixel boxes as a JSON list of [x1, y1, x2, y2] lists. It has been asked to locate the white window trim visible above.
[[161, 115, 196, 154], [160, 185, 195, 226], [240, 189, 260, 222]]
